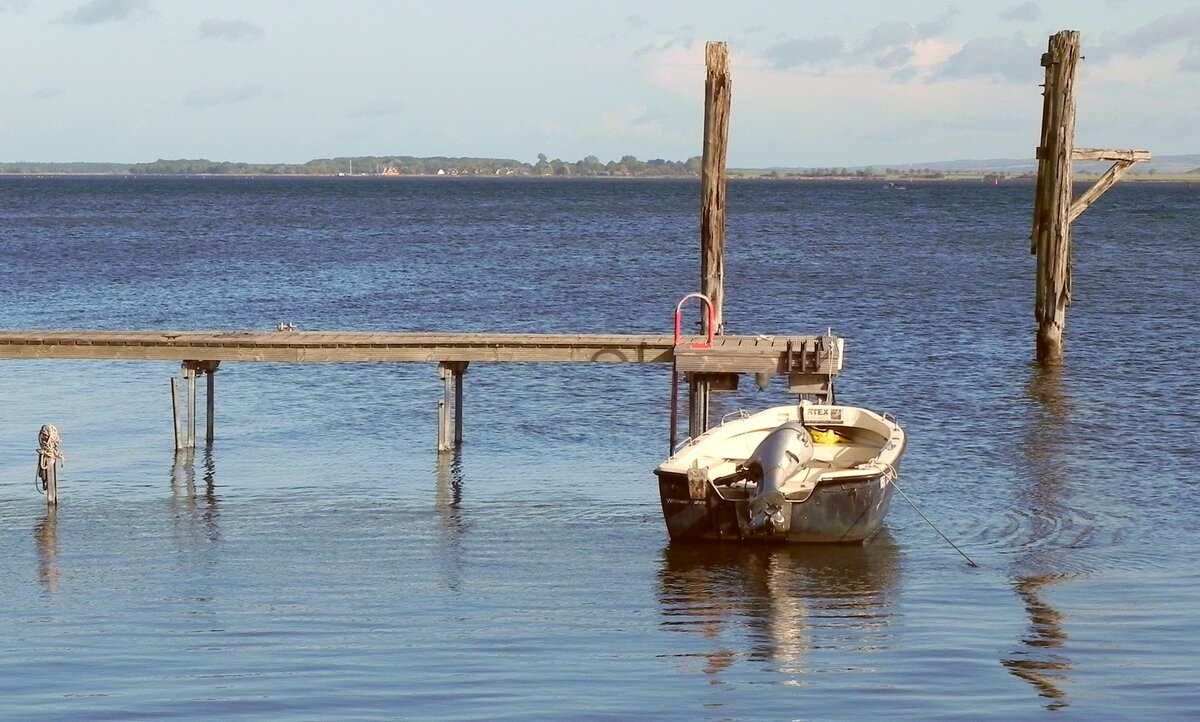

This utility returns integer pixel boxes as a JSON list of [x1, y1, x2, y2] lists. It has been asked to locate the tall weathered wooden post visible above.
[[689, 40, 732, 438], [1031, 31, 1080, 366], [700, 40, 730, 337], [1031, 30, 1149, 365]]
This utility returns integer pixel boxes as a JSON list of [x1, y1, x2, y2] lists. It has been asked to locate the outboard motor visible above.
[[744, 422, 813, 535]]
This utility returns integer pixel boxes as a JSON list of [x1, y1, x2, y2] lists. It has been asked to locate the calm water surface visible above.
[[1, 176, 1198, 719]]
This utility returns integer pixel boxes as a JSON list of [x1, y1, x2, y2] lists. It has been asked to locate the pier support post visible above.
[[700, 40, 731, 337], [687, 374, 710, 440], [437, 361, 468, 452], [171, 377, 183, 450], [186, 363, 198, 448], [206, 364, 216, 444], [173, 361, 220, 450], [684, 373, 737, 439]]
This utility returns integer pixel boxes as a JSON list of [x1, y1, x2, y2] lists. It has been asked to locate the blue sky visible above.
[[1, 0, 1197, 166]]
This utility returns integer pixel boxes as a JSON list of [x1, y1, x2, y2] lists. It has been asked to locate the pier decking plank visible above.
[[0, 330, 836, 374]]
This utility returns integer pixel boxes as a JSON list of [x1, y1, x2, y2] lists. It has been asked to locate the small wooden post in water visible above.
[[37, 424, 63, 507], [171, 376, 183, 450], [205, 363, 217, 444], [1031, 30, 1150, 365]]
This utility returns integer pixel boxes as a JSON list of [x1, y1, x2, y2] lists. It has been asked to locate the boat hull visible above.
[[656, 469, 896, 544]]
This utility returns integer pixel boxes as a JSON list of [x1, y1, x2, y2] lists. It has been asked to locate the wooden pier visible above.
[[0, 329, 820, 372], [1, 42, 816, 466], [0, 329, 840, 451]]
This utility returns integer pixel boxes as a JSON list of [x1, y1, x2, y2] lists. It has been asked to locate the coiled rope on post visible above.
[[35, 424, 64, 493]]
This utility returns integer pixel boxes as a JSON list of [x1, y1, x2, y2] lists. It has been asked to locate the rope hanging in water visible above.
[[35, 424, 64, 493], [891, 477, 978, 568]]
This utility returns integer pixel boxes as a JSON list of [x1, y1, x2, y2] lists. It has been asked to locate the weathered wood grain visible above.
[[0, 330, 835, 375], [700, 40, 730, 336]]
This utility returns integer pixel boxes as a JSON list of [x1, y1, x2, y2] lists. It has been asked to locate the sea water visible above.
[[1, 176, 1197, 719]]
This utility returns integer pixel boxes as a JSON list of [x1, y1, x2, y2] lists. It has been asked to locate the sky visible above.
[[1, 0, 1197, 167]]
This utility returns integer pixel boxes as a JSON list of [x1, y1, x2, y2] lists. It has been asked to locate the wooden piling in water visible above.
[[37, 424, 62, 507], [1031, 30, 1080, 366], [690, 40, 732, 437], [173, 360, 220, 449], [186, 363, 197, 448], [1031, 30, 1150, 365], [206, 368, 216, 445], [700, 40, 730, 338], [44, 457, 58, 507], [171, 376, 183, 450], [437, 361, 467, 452]]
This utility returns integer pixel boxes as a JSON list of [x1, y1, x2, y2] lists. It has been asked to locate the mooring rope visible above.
[[35, 424, 64, 493], [891, 477, 978, 568]]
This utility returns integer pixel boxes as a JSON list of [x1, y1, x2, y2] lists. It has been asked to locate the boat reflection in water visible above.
[[656, 532, 901, 681]]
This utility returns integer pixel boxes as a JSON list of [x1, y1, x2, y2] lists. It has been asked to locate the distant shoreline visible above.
[[2, 153, 1196, 181], [1, 171, 1196, 183]]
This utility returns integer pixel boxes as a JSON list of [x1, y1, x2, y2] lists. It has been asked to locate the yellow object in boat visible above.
[[808, 426, 851, 444]]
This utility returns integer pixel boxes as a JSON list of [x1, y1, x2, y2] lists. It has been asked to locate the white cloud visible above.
[[1115, 6, 1200, 53], [764, 36, 845, 69], [933, 35, 1042, 83], [350, 101, 405, 119], [58, 0, 152, 25], [184, 85, 263, 108], [1096, 7, 1200, 73], [198, 18, 264, 42], [601, 105, 652, 133], [1000, 2, 1041, 23]]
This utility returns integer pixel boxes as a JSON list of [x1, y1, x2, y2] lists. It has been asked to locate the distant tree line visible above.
[[0, 154, 705, 178], [4, 157, 1194, 178], [765, 167, 949, 179], [0, 162, 132, 174]]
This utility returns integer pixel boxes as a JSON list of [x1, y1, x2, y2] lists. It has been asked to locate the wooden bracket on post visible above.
[[1068, 148, 1152, 223]]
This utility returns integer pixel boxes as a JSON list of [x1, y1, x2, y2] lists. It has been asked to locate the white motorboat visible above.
[[654, 401, 905, 543]]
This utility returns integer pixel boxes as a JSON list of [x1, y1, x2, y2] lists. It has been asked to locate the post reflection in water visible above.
[[1006, 572, 1073, 710], [34, 507, 60, 594], [169, 447, 221, 543], [656, 533, 900, 682], [435, 450, 467, 593], [1002, 366, 1075, 710], [435, 450, 465, 516]]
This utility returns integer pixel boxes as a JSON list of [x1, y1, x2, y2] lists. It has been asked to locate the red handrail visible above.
[[673, 292, 715, 349], [669, 293, 715, 454]]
